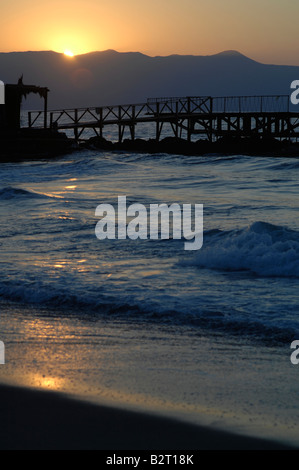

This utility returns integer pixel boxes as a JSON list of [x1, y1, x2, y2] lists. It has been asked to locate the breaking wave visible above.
[[184, 221, 299, 278]]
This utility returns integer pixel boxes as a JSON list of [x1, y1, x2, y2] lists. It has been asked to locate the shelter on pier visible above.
[[1, 77, 49, 129], [0, 79, 74, 160]]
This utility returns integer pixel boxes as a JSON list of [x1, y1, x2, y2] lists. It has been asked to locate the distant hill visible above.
[[0, 49, 298, 110]]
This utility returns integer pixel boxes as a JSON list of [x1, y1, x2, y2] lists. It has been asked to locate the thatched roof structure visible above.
[[3, 77, 49, 129], [6, 76, 49, 100]]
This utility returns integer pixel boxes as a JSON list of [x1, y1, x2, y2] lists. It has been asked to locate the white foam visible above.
[[184, 221, 299, 278]]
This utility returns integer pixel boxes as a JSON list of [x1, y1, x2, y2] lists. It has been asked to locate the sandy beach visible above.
[[1, 300, 299, 451], [0, 382, 295, 450]]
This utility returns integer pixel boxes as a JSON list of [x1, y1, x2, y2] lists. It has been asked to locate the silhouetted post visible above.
[[44, 92, 48, 128], [131, 105, 136, 140], [118, 106, 122, 142], [155, 102, 160, 141], [244, 115, 251, 134], [187, 119, 191, 143], [217, 116, 222, 134], [98, 107, 103, 138], [187, 98, 191, 142], [175, 101, 179, 139], [74, 109, 78, 140], [275, 116, 280, 135]]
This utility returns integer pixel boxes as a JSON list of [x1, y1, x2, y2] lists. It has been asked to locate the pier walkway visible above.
[[26, 95, 299, 143]]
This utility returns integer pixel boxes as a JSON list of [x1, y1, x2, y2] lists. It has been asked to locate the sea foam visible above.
[[183, 221, 299, 278]]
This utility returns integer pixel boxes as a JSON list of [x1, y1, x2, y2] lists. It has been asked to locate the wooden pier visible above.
[[27, 95, 299, 143]]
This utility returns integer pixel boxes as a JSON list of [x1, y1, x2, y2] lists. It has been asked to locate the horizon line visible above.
[[0, 49, 298, 67], [0, 48, 259, 60]]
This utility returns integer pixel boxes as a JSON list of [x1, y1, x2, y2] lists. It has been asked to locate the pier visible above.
[[26, 95, 299, 144]]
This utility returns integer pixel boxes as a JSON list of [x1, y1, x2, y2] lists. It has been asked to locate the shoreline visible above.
[[0, 382, 296, 450], [1, 301, 299, 450]]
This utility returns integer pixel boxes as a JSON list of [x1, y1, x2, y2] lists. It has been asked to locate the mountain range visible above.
[[0, 49, 298, 110]]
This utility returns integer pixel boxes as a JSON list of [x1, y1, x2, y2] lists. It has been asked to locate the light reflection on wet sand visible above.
[[1, 301, 299, 448]]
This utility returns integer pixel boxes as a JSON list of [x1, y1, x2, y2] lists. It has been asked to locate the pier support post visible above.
[[155, 102, 160, 141], [97, 107, 103, 138], [130, 105, 136, 141], [130, 125, 135, 140], [43, 92, 48, 129], [74, 109, 78, 141]]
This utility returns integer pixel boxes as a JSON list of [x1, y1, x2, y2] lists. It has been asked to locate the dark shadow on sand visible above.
[[0, 383, 296, 450]]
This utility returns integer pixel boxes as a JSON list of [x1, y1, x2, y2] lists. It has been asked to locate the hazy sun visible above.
[[64, 49, 74, 57]]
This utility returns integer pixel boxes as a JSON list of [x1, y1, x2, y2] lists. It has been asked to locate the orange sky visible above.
[[1, 0, 299, 65]]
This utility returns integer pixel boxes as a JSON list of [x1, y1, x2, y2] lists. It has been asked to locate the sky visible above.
[[1, 0, 299, 65]]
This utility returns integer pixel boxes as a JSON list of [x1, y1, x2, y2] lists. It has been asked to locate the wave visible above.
[[269, 159, 299, 171], [0, 186, 50, 200], [0, 277, 296, 346], [183, 221, 299, 278]]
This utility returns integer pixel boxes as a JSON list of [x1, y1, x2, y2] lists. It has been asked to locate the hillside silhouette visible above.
[[0, 50, 297, 109]]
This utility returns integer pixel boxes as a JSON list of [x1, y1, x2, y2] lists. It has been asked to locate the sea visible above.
[[0, 123, 299, 447]]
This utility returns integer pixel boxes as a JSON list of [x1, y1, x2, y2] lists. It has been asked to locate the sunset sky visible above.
[[1, 0, 299, 65]]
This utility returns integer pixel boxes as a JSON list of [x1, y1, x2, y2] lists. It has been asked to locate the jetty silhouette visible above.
[[1, 79, 299, 159]]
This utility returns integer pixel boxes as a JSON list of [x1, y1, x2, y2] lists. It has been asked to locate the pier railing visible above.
[[211, 95, 290, 113], [146, 95, 290, 113]]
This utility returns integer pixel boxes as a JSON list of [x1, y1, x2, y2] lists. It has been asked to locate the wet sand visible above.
[[0, 383, 295, 450]]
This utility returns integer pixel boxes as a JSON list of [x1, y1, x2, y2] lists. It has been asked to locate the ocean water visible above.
[[0, 146, 299, 446]]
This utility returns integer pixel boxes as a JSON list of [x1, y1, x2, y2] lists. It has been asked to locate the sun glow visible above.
[[64, 49, 74, 57]]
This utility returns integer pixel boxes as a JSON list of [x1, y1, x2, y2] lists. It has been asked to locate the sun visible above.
[[64, 49, 74, 57]]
